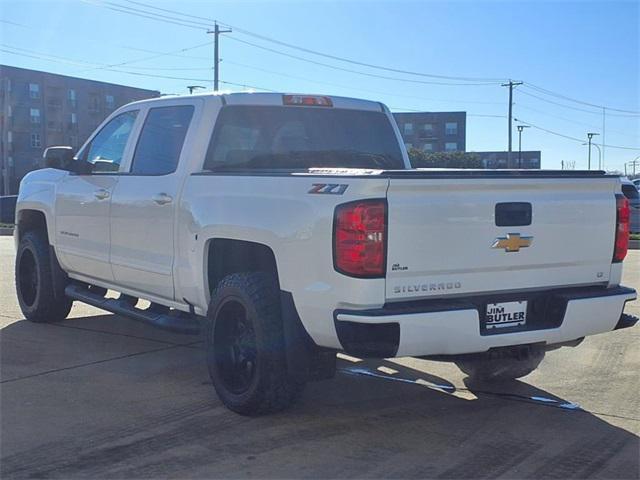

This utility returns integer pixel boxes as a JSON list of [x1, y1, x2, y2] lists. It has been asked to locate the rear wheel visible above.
[[15, 231, 72, 322], [455, 347, 545, 382], [205, 272, 304, 415]]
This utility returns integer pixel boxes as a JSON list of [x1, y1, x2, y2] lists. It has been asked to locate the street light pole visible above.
[[587, 132, 599, 170], [582, 142, 601, 170], [517, 124, 529, 168]]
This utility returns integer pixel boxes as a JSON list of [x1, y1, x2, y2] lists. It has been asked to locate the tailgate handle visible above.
[[495, 202, 532, 226]]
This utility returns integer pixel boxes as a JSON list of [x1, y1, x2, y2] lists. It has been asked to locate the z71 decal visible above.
[[308, 183, 349, 195]]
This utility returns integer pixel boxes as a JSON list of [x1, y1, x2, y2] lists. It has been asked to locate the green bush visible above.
[[407, 149, 483, 169]]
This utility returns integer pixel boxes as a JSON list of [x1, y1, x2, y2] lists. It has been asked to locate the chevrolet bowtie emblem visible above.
[[492, 233, 533, 252]]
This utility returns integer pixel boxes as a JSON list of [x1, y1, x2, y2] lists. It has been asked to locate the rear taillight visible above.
[[334, 200, 387, 277], [613, 194, 629, 263]]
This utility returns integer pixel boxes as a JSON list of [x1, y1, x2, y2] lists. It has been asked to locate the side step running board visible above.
[[65, 283, 201, 335]]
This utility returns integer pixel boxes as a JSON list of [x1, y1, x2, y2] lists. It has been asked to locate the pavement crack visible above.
[[0, 342, 200, 385]]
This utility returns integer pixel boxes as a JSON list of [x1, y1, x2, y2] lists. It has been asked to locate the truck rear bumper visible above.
[[334, 286, 637, 358]]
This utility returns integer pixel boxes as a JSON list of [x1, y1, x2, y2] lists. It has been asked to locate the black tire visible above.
[[456, 348, 545, 382], [15, 231, 72, 323], [205, 272, 304, 415]]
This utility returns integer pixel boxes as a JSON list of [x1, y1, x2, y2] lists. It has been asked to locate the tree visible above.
[[407, 149, 483, 169]]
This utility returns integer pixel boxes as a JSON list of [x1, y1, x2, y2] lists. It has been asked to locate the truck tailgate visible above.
[[385, 175, 617, 301]]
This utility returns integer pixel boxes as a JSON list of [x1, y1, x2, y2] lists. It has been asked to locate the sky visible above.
[[1, 0, 639, 172]]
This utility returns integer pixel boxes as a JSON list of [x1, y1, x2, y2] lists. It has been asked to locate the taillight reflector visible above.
[[283, 95, 333, 107], [334, 200, 387, 277], [613, 194, 629, 263]]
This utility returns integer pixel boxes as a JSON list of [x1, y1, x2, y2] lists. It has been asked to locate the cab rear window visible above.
[[203, 105, 404, 171]]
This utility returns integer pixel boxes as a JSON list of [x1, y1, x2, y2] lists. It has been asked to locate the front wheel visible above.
[[455, 347, 545, 382], [205, 272, 304, 415], [15, 231, 72, 322]]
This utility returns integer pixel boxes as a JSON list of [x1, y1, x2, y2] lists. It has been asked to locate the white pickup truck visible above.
[[14, 92, 637, 415]]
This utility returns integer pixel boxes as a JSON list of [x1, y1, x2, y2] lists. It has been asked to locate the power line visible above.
[[79, 0, 208, 30], [519, 88, 639, 118], [74, 41, 213, 74], [516, 103, 638, 139], [514, 118, 640, 150], [2, 45, 507, 116], [227, 25, 503, 83], [1, 42, 213, 74], [224, 59, 503, 106], [120, 0, 505, 83], [1, 16, 213, 61], [226, 36, 495, 87], [219, 80, 278, 92], [82, 1, 498, 87], [0, 47, 214, 84], [524, 82, 639, 115], [21, 1, 639, 119]]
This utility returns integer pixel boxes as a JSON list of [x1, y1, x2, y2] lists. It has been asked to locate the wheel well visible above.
[[16, 210, 48, 241], [207, 239, 279, 294]]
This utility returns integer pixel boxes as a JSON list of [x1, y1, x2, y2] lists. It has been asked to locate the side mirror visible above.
[[43, 146, 75, 171]]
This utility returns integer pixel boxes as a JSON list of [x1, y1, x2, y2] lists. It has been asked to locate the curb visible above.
[[629, 239, 640, 250], [0, 227, 14, 236]]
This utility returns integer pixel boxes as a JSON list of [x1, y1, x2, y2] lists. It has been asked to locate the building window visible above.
[[89, 94, 100, 112], [71, 112, 77, 124], [403, 123, 414, 135], [423, 143, 434, 152], [105, 94, 115, 109], [30, 133, 41, 148], [30, 108, 41, 124], [422, 123, 434, 134], [445, 122, 458, 135], [70, 135, 78, 148], [68, 89, 76, 107], [6, 78, 11, 92], [29, 83, 40, 99], [7, 131, 12, 144], [445, 142, 457, 152], [7, 105, 12, 117]]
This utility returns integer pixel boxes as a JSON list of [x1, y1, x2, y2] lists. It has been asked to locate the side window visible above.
[[130, 105, 194, 175], [82, 110, 138, 173]]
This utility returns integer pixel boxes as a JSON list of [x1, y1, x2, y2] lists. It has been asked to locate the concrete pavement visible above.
[[1, 237, 638, 479]]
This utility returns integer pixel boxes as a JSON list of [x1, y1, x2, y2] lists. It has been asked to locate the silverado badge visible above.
[[492, 233, 533, 252]]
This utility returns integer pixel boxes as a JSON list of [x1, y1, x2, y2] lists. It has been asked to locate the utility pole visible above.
[[501, 80, 523, 168], [602, 107, 606, 170], [516, 124, 529, 168], [207, 22, 232, 92], [587, 132, 599, 170]]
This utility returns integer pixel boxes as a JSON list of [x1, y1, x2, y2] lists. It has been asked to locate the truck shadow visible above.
[[1, 313, 638, 479]]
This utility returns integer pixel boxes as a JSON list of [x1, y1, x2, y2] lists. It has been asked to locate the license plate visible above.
[[485, 301, 527, 330]]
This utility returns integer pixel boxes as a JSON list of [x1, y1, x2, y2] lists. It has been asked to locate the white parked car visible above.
[[14, 93, 637, 415]]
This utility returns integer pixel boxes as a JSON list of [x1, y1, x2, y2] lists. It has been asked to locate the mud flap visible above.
[[280, 290, 336, 382]]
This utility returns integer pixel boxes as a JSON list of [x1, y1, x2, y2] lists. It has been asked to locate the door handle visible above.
[[94, 189, 110, 200], [152, 193, 173, 205]]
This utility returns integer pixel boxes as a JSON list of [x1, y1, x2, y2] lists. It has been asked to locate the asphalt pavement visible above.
[[1, 237, 638, 479]]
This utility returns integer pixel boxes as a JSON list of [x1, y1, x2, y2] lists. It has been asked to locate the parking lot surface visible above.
[[1, 236, 639, 479]]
